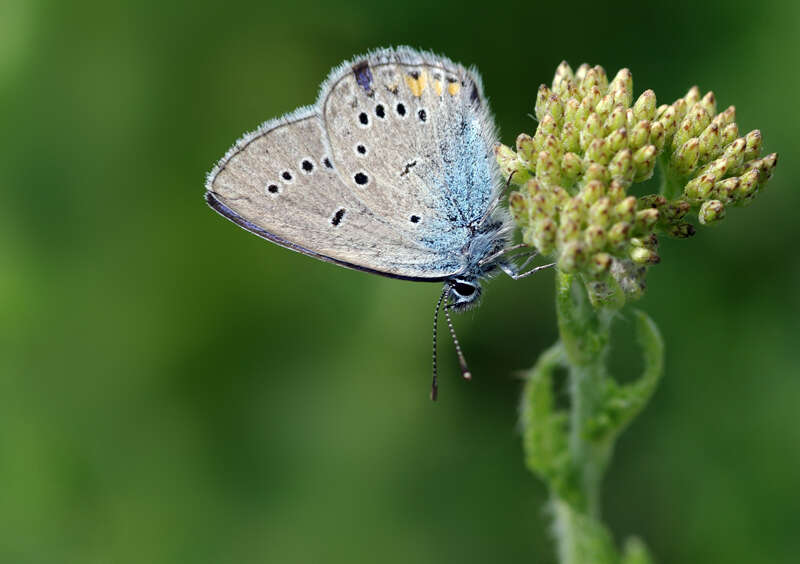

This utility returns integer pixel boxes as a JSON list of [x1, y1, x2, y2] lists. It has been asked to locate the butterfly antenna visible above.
[[444, 305, 472, 381], [430, 286, 448, 401]]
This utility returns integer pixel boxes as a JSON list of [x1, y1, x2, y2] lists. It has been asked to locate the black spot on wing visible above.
[[352, 61, 373, 96]]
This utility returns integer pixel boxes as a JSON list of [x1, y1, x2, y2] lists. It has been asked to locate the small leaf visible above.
[[521, 343, 572, 498], [586, 310, 664, 441]]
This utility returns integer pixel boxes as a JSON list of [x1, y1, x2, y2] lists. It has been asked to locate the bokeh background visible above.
[[2, 0, 798, 562]]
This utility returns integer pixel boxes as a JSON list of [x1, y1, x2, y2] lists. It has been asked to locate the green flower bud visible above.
[[561, 151, 582, 185], [684, 85, 701, 107], [589, 252, 613, 276], [589, 197, 612, 227], [721, 122, 739, 146], [671, 138, 700, 175], [583, 162, 610, 185], [743, 130, 762, 162], [558, 219, 582, 244], [721, 137, 747, 170], [561, 122, 580, 153], [533, 218, 557, 255], [580, 179, 606, 205], [609, 148, 634, 184], [585, 224, 607, 251], [579, 87, 602, 121], [671, 97, 689, 120], [536, 114, 559, 145], [635, 208, 660, 232], [535, 85, 552, 121], [524, 177, 542, 196], [548, 95, 564, 124], [585, 138, 610, 165], [662, 199, 690, 221], [606, 179, 626, 203], [638, 194, 667, 210], [603, 104, 627, 135], [630, 246, 660, 265], [699, 199, 725, 225], [697, 123, 720, 163], [542, 133, 563, 162], [667, 222, 696, 238], [697, 156, 730, 182], [760, 152, 778, 181], [633, 89, 657, 121], [508, 191, 528, 222], [736, 168, 760, 201], [536, 151, 561, 186], [608, 221, 632, 246], [580, 112, 603, 150], [649, 120, 666, 151], [606, 127, 628, 154], [551, 185, 570, 205], [563, 196, 586, 222], [595, 93, 614, 119], [614, 196, 637, 223], [713, 177, 739, 203], [580, 67, 604, 98], [494, 144, 530, 184], [564, 97, 580, 123], [674, 106, 710, 150], [629, 120, 651, 150], [516, 133, 536, 164], [552, 61, 574, 97], [558, 241, 587, 273], [609, 69, 633, 102], [684, 173, 716, 201], [711, 105, 736, 129], [698, 91, 716, 116], [633, 144, 658, 180]]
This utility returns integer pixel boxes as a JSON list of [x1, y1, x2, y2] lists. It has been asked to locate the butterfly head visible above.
[[446, 277, 482, 311]]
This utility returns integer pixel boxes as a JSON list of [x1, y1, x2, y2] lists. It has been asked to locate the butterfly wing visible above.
[[206, 47, 502, 280], [319, 47, 501, 248]]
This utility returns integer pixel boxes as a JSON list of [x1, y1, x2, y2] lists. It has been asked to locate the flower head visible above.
[[497, 62, 778, 302]]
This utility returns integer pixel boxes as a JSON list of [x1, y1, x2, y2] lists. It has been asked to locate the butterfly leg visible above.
[[499, 261, 555, 280], [477, 242, 529, 268]]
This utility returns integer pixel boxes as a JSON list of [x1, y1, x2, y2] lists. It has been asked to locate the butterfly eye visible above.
[[453, 282, 476, 296]]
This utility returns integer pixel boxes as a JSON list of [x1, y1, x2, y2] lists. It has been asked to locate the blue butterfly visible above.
[[205, 47, 549, 398]]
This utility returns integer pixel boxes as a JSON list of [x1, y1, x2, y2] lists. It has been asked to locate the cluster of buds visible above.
[[496, 61, 778, 297], [654, 86, 777, 226]]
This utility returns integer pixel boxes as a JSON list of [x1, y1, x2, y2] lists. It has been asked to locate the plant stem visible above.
[[555, 271, 613, 517]]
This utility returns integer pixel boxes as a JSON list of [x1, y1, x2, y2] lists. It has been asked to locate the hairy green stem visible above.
[[556, 271, 613, 518], [522, 271, 663, 563]]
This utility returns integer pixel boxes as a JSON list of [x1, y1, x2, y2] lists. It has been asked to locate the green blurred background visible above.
[[1, 0, 798, 562]]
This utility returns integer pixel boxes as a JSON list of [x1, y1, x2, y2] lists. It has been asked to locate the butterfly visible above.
[[205, 47, 550, 399]]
